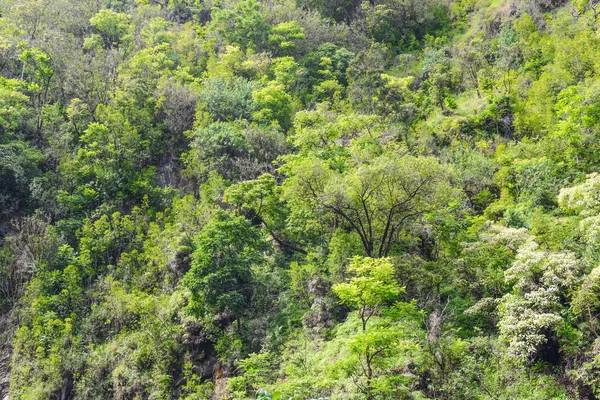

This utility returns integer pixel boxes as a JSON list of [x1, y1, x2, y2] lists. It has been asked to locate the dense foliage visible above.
[[3, 0, 600, 398]]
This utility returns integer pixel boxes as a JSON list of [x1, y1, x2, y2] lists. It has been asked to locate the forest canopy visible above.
[[2, 0, 600, 398]]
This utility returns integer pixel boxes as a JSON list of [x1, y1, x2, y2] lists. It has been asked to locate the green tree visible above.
[[209, 0, 270, 51], [0, 77, 29, 139], [333, 256, 401, 331], [197, 77, 256, 123], [89, 9, 131, 49], [184, 121, 248, 181], [332, 257, 414, 399], [225, 173, 306, 255], [282, 146, 457, 258], [268, 22, 305, 56], [183, 211, 268, 322], [0, 141, 43, 218], [252, 83, 293, 130]]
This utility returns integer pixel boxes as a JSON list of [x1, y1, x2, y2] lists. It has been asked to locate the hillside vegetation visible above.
[[2, 0, 600, 398]]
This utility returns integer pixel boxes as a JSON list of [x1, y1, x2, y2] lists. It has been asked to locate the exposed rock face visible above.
[[213, 362, 228, 400], [427, 309, 442, 343], [303, 277, 334, 332]]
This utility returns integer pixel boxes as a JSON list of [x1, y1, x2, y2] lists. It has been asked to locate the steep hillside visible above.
[[2, 0, 600, 398]]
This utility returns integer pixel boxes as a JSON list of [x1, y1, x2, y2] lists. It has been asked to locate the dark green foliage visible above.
[[186, 122, 249, 180], [0, 141, 43, 218], [184, 210, 268, 320], [198, 77, 256, 122], [363, 0, 451, 51], [4, 0, 600, 399], [296, 0, 362, 23], [210, 0, 270, 51]]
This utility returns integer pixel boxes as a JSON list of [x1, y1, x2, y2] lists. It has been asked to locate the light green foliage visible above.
[[282, 140, 457, 258], [269, 22, 305, 55], [0, 77, 29, 137], [6, 0, 600, 398], [572, 266, 600, 318], [558, 174, 600, 261], [333, 257, 401, 329], [141, 17, 173, 47], [89, 9, 132, 48], [210, 0, 269, 51], [377, 74, 420, 124], [457, 223, 531, 300], [227, 352, 279, 398], [252, 83, 293, 130], [271, 57, 299, 88], [330, 258, 415, 399], [224, 173, 285, 230]]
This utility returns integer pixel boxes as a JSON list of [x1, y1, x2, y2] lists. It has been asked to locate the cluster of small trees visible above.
[[4, 0, 600, 398]]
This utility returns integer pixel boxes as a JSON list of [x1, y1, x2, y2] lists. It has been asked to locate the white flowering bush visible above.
[[456, 223, 532, 299], [499, 241, 581, 363], [572, 266, 600, 318], [559, 173, 600, 247], [477, 223, 532, 250], [505, 241, 580, 292], [558, 173, 600, 218], [499, 293, 562, 361]]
